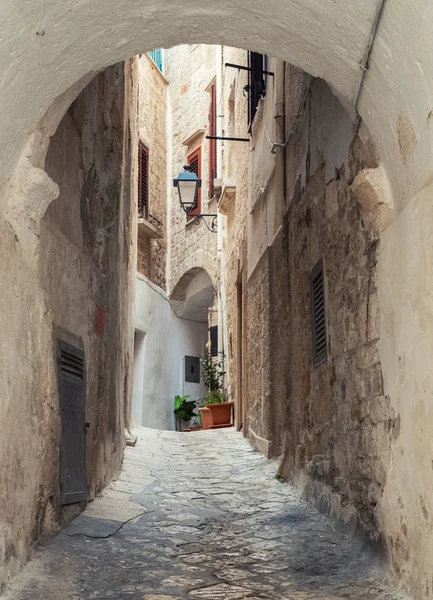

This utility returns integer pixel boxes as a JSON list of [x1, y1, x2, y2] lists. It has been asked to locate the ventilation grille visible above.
[[138, 142, 149, 218], [210, 325, 218, 357], [311, 259, 327, 367], [60, 347, 84, 380]]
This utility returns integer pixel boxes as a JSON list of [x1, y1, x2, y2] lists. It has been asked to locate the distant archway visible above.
[[170, 267, 216, 323]]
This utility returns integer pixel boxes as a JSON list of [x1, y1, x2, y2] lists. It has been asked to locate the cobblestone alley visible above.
[[3, 429, 406, 600]]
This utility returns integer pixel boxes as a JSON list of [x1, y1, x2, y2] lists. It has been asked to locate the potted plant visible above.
[[200, 351, 233, 427], [173, 394, 196, 431]]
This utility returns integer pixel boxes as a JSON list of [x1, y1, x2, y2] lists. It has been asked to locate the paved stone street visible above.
[[3, 428, 405, 600]]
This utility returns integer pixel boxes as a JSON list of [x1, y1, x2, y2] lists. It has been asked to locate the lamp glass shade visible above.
[[178, 179, 198, 209], [174, 165, 201, 212]]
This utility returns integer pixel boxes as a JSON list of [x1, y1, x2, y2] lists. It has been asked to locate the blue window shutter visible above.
[[148, 49, 163, 72]]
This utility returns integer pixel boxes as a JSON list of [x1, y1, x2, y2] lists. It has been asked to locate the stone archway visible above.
[[170, 267, 216, 322], [1, 0, 432, 220], [2, 1, 433, 597]]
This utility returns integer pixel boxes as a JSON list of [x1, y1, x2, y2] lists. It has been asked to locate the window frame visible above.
[[187, 146, 202, 217]]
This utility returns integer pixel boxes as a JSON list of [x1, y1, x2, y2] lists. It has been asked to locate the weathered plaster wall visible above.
[[0, 62, 136, 590], [165, 45, 219, 295], [281, 79, 394, 546], [133, 274, 206, 430], [379, 190, 433, 598], [219, 52, 403, 566], [137, 54, 168, 289]]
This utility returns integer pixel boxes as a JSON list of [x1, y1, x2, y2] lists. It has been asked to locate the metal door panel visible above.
[[58, 341, 86, 505]]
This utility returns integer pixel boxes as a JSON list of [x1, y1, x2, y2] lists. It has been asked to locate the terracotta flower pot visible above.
[[207, 402, 233, 426], [198, 407, 212, 430]]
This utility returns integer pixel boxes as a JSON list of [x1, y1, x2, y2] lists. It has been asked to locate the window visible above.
[[138, 142, 149, 219], [209, 325, 218, 357], [187, 147, 202, 217], [311, 259, 328, 367], [208, 83, 217, 198], [247, 52, 268, 131], [148, 49, 163, 72]]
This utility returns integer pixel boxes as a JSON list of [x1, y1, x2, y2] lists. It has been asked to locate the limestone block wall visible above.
[[137, 54, 168, 289], [221, 55, 399, 550], [274, 73, 396, 548], [0, 61, 136, 590], [165, 45, 219, 294]]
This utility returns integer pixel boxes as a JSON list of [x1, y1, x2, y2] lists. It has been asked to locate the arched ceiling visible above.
[[0, 0, 432, 215], [170, 268, 215, 323]]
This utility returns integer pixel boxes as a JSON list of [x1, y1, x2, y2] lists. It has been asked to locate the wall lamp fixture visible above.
[[173, 165, 217, 232]]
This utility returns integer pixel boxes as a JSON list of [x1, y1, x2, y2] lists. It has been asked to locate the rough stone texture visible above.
[[2, 428, 406, 600], [221, 60, 401, 575], [272, 74, 398, 550], [0, 61, 137, 591], [137, 55, 168, 289], [165, 45, 219, 295]]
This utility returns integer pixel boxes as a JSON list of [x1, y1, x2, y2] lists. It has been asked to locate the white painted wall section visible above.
[[133, 274, 206, 430]]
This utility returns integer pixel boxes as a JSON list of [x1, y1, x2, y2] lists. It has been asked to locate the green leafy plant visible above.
[[200, 351, 227, 406], [173, 394, 196, 421], [203, 390, 228, 405], [201, 351, 225, 392]]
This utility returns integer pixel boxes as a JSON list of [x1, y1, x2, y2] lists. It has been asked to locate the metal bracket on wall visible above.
[[206, 136, 250, 143], [225, 62, 274, 77], [187, 213, 218, 233]]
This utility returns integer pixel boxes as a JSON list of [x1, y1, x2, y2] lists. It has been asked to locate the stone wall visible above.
[[0, 61, 136, 589], [137, 54, 167, 289], [275, 73, 398, 548], [165, 45, 219, 295], [220, 57, 399, 545]]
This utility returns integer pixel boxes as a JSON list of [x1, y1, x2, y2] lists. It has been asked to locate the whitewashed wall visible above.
[[133, 274, 206, 430]]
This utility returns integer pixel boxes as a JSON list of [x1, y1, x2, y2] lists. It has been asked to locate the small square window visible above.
[[185, 356, 200, 384]]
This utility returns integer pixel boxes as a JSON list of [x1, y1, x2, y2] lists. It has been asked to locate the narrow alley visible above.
[[4, 429, 402, 600]]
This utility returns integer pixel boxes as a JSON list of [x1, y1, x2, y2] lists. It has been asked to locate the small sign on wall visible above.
[[185, 356, 200, 384], [95, 305, 106, 337]]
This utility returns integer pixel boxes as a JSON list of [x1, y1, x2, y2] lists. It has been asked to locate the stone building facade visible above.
[[217, 51, 413, 588], [164, 44, 220, 295], [132, 47, 220, 430], [136, 54, 167, 287], [0, 60, 137, 589]]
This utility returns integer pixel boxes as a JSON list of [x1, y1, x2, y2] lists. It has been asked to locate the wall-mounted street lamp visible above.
[[173, 165, 217, 232]]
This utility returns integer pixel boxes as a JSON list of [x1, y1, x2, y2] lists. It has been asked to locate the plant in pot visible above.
[[199, 351, 233, 428], [173, 394, 196, 431]]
